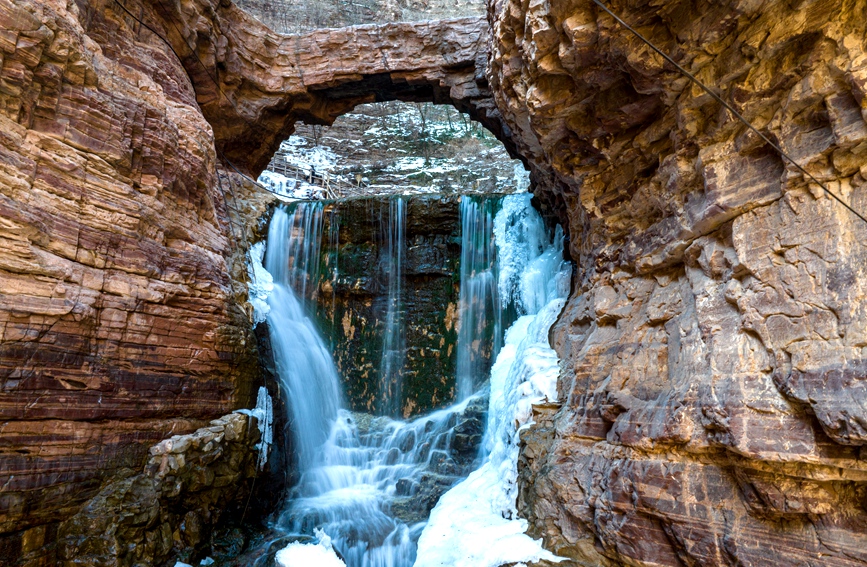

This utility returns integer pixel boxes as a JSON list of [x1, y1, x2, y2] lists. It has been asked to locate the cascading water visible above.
[[415, 193, 571, 567], [455, 196, 502, 400], [265, 202, 483, 567], [264, 192, 568, 567], [265, 204, 341, 472], [378, 197, 406, 417]]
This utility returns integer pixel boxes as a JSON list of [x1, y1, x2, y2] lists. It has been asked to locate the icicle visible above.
[[234, 386, 274, 470]]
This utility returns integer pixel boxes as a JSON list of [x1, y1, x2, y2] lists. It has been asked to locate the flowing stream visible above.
[[455, 197, 502, 401], [378, 197, 406, 417], [263, 194, 567, 567]]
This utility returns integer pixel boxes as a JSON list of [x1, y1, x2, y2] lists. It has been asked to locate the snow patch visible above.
[[277, 530, 347, 567]]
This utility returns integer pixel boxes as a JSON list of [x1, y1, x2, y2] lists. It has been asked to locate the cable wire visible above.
[[591, 0, 867, 226]]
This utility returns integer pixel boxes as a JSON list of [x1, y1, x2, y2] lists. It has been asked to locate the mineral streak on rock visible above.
[[487, 0, 867, 564]]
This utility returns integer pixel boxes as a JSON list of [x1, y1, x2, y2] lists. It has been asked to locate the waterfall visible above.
[[264, 194, 568, 567], [379, 197, 406, 417], [265, 202, 483, 567], [265, 204, 341, 472], [455, 196, 502, 400]]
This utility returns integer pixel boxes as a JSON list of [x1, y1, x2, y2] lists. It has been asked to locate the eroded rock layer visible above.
[[146, 0, 511, 175], [0, 0, 261, 558], [486, 0, 867, 564]]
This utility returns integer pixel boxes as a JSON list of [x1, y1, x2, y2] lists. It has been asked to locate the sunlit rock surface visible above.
[[146, 0, 512, 175], [487, 0, 867, 564], [5, 0, 867, 563]]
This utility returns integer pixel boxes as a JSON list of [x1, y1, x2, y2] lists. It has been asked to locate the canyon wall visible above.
[[5, 0, 867, 564], [486, 0, 867, 564], [0, 0, 264, 562]]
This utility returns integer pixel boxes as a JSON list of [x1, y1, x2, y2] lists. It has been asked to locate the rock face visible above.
[[53, 413, 261, 567], [0, 0, 263, 560], [7, 0, 867, 563], [486, 0, 867, 564], [309, 195, 464, 417], [148, 0, 512, 176]]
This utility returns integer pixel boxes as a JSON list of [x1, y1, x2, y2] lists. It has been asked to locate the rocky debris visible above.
[[7, 413, 260, 567], [487, 0, 867, 564]]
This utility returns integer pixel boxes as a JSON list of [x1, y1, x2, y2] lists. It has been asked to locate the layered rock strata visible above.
[[0, 0, 263, 560], [486, 0, 867, 564], [7, 0, 867, 564], [52, 413, 261, 567]]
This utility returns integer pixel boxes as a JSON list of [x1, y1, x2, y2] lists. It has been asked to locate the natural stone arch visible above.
[[150, 0, 514, 175]]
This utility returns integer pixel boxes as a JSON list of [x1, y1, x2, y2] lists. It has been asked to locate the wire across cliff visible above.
[[591, 0, 867, 227]]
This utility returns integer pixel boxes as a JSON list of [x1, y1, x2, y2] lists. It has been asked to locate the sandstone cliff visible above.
[[486, 0, 867, 564], [5, 0, 867, 564], [0, 0, 264, 561]]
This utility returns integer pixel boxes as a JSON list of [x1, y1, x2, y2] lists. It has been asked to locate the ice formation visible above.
[[247, 241, 274, 325], [276, 539, 346, 567], [235, 386, 274, 470], [414, 193, 570, 567]]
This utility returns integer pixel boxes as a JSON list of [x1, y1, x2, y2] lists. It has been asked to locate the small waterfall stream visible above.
[[265, 205, 341, 472], [455, 197, 502, 401], [262, 194, 567, 567], [378, 197, 406, 417]]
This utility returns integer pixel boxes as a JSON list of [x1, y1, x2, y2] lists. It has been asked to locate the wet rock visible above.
[[311, 196, 465, 417]]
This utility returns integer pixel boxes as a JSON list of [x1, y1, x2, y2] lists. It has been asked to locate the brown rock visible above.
[[488, 0, 867, 564], [0, 0, 262, 557]]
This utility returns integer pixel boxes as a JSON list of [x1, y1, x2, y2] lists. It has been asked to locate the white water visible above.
[[266, 203, 483, 567], [455, 196, 502, 400], [415, 193, 571, 567], [266, 205, 341, 473], [379, 198, 406, 417]]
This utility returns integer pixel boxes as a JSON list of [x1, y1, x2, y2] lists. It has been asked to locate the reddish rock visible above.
[[0, 0, 260, 557], [488, 0, 867, 564]]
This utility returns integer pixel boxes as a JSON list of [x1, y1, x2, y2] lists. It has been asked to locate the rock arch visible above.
[[151, 1, 513, 175]]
